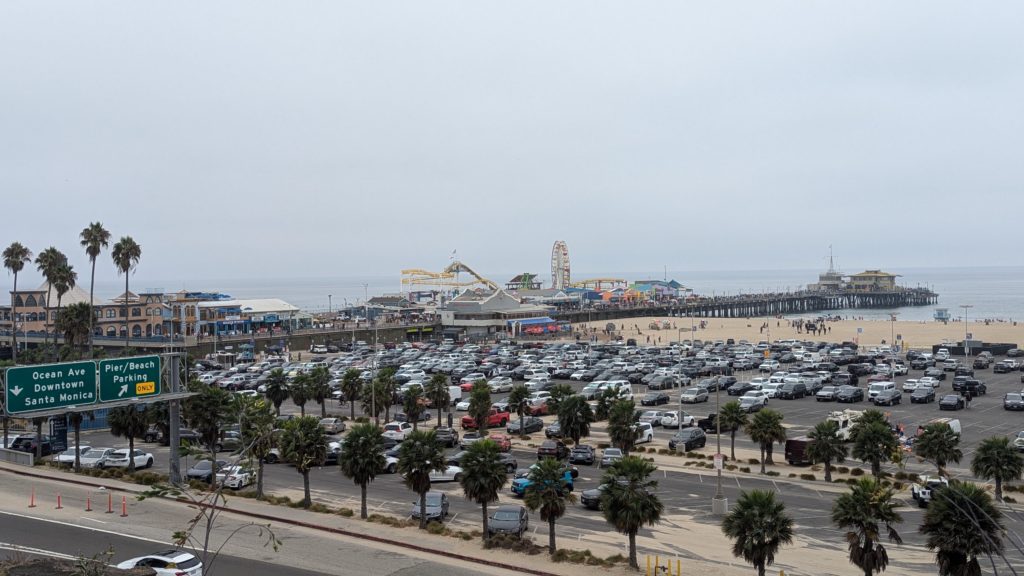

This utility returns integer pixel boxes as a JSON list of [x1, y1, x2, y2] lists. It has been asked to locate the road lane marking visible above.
[[80, 516, 107, 524], [0, 542, 80, 561], [0, 510, 169, 546]]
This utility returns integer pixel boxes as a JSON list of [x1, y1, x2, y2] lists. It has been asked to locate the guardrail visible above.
[[0, 448, 34, 467]]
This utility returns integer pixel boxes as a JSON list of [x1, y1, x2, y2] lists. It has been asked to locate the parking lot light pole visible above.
[[960, 305, 973, 358], [711, 376, 727, 515]]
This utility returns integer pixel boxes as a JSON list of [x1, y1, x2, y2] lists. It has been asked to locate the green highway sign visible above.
[[4, 361, 97, 415], [99, 356, 161, 402]]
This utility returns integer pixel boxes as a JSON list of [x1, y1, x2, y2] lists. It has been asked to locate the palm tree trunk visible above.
[[299, 404, 305, 417], [35, 419, 43, 460], [321, 401, 326, 418], [88, 257, 96, 359], [759, 445, 766, 474], [360, 482, 368, 519], [824, 461, 832, 483], [54, 295, 62, 361], [548, 517, 556, 555], [729, 431, 737, 461], [872, 460, 881, 478], [412, 418, 418, 432], [765, 443, 774, 465], [128, 435, 135, 473], [44, 284, 52, 354], [481, 501, 489, 541], [628, 531, 638, 569], [74, 419, 82, 473], [302, 471, 311, 508], [995, 478, 1003, 501], [354, 399, 359, 423], [420, 492, 428, 529], [757, 561, 766, 576], [256, 460, 264, 499], [124, 275, 130, 350], [10, 271, 18, 365], [436, 406, 442, 428]]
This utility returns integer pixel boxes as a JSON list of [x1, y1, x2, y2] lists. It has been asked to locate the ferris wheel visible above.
[[551, 241, 571, 290]]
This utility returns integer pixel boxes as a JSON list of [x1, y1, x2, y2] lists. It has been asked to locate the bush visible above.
[[1004, 496, 1017, 503], [894, 471, 908, 480], [634, 447, 646, 453], [597, 442, 610, 449], [307, 503, 332, 513], [725, 464, 737, 471], [739, 467, 751, 473], [484, 533, 544, 555], [837, 466, 850, 474], [658, 449, 670, 455], [849, 468, 865, 476], [892, 482, 904, 491], [846, 478, 859, 485], [748, 458, 761, 465], [787, 473, 797, 478], [426, 521, 446, 535], [337, 507, 354, 517], [131, 471, 166, 486], [800, 473, 817, 481], [765, 471, 780, 477]]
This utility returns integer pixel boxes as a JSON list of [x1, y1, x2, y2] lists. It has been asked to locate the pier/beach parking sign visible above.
[[99, 356, 161, 402]]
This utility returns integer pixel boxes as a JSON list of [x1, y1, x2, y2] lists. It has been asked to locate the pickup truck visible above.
[[461, 407, 511, 430], [696, 413, 738, 433], [911, 476, 949, 507]]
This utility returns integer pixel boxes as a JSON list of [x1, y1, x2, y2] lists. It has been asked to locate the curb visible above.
[[0, 465, 561, 576]]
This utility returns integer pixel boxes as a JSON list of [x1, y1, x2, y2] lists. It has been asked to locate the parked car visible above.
[[217, 465, 254, 489], [487, 505, 529, 537], [836, 386, 864, 403], [569, 444, 596, 465], [537, 440, 569, 460], [599, 448, 623, 468], [382, 421, 413, 441], [507, 417, 544, 435], [659, 411, 695, 428], [434, 426, 460, 448], [426, 465, 464, 482], [640, 391, 671, 406], [9, 434, 53, 456], [78, 447, 116, 469], [185, 458, 227, 481], [411, 491, 449, 522], [679, 387, 709, 404], [115, 550, 203, 576], [910, 387, 936, 404], [939, 394, 965, 411], [1004, 392, 1024, 411], [54, 445, 91, 466], [816, 386, 839, 401], [102, 449, 154, 470], [580, 483, 610, 510], [873, 388, 902, 406], [669, 427, 707, 452], [776, 382, 807, 400], [738, 396, 765, 413], [639, 410, 666, 427]]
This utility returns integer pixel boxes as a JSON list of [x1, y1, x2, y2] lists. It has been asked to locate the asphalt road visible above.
[[72, 356, 1024, 573]]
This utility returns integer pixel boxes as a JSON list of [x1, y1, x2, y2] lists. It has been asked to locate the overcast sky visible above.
[[2, 1, 1022, 291]]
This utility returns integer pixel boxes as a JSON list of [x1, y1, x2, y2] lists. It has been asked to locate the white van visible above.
[[868, 381, 896, 400]]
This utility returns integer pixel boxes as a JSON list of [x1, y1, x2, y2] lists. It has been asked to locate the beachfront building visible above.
[[166, 291, 232, 338], [197, 298, 303, 338], [95, 291, 171, 339], [515, 288, 580, 309], [439, 288, 553, 340], [630, 279, 688, 301], [505, 273, 543, 291], [847, 270, 899, 292]]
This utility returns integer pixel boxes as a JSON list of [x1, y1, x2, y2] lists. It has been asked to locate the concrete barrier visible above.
[[0, 448, 33, 467]]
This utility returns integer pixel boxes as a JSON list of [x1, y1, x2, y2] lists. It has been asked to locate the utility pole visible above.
[[167, 352, 181, 485], [711, 369, 727, 515], [960, 304, 973, 358]]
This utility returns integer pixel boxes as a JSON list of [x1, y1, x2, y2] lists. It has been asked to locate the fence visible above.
[[0, 448, 33, 466]]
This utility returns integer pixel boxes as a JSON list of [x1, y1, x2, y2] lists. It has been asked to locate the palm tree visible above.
[[523, 457, 576, 554], [339, 423, 386, 519], [458, 439, 508, 540], [55, 302, 92, 356], [745, 409, 786, 474], [852, 421, 897, 478], [397, 430, 446, 529], [508, 384, 531, 439], [607, 399, 639, 454], [466, 381, 492, 434], [111, 236, 141, 349], [721, 490, 794, 576], [290, 374, 311, 417], [376, 367, 398, 423], [557, 395, 594, 444], [594, 388, 617, 421], [361, 379, 390, 425], [108, 406, 149, 472], [849, 409, 888, 442], [719, 400, 748, 461], [915, 422, 962, 476], [831, 477, 903, 576], [3, 241, 32, 365], [67, 411, 94, 472], [423, 374, 449, 428], [402, 385, 426, 431], [601, 456, 665, 569], [263, 368, 290, 416], [308, 366, 332, 418], [239, 396, 276, 499], [807, 419, 847, 482], [546, 383, 575, 414], [920, 480, 1004, 576], [183, 384, 234, 483], [971, 436, 1024, 502], [280, 416, 328, 508], [35, 246, 66, 353], [80, 222, 110, 358], [51, 261, 77, 358], [341, 368, 364, 422]]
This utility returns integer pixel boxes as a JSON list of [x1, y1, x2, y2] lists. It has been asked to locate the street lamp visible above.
[[960, 305, 973, 358], [328, 294, 332, 315], [712, 370, 727, 515]]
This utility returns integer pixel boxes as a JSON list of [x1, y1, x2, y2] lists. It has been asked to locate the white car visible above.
[[902, 379, 921, 393], [659, 411, 695, 428], [892, 363, 908, 376], [382, 422, 413, 441], [569, 371, 587, 381], [100, 449, 153, 470], [488, 377, 514, 393], [320, 417, 346, 434], [679, 388, 709, 403], [759, 360, 780, 372], [116, 549, 203, 576], [54, 445, 91, 466], [428, 465, 463, 482], [217, 465, 254, 489], [455, 399, 472, 411], [741, 390, 769, 405], [78, 447, 116, 469], [381, 455, 399, 474], [919, 376, 940, 388], [760, 383, 783, 398]]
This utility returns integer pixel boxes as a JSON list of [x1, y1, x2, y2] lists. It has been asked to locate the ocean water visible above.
[[13, 267, 1023, 322]]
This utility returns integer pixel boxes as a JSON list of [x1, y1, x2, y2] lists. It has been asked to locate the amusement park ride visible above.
[[400, 241, 626, 295]]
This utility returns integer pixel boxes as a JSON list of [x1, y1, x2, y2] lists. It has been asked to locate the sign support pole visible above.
[[167, 353, 181, 485]]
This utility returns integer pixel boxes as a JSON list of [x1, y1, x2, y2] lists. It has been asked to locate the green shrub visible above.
[[1004, 496, 1017, 503], [892, 482, 904, 491], [725, 464, 737, 471], [337, 507, 354, 517], [800, 473, 816, 481], [787, 473, 797, 478], [739, 467, 751, 473], [837, 466, 850, 474], [765, 471, 780, 477], [658, 449, 670, 455], [748, 458, 761, 465], [849, 468, 865, 477], [426, 521, 445, 535], [307, 503, 332, 514]]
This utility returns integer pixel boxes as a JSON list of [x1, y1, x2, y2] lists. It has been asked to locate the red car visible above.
[[490, 433, 513, 452]]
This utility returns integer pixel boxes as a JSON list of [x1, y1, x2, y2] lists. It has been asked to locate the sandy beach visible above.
[[572, 316, 1024, 351]]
